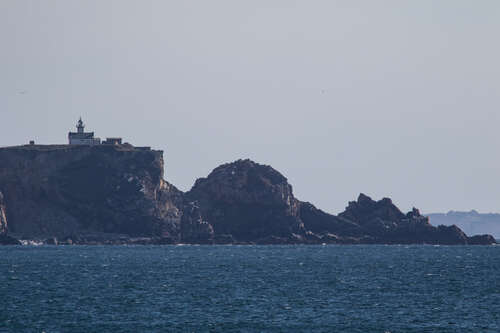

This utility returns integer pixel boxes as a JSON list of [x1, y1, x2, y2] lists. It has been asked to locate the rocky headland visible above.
[[0, 145, 495, 245]]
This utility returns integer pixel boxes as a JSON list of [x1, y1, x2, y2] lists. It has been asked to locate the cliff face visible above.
[[186, 159, 305, 242], [0, 145, 183, 240], [0, 191, 8, 234], [0, 148, 495, 245]]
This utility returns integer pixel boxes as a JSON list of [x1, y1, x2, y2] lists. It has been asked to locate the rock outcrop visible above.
[[467, 234, 497, 245], [0, 192, 20, 245], [338, 194, 483, 244], [0, 146, 495, 245], [0, 145, 182, 242], [186, 159, 305, 242], [184, 160, 494, 245], [0, 234, 21, 245], [179, 202, 214, 244], [0, 191, 7, 235], [299, 201, 362, 237]]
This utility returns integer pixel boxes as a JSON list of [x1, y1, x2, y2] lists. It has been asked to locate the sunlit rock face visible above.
[[0, 191, 8, 235]]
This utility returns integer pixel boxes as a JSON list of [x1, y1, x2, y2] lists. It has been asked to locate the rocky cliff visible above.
[[185, 159, 304, 242], [185, 160, 494, 245], [0, 191, 7, 234], [0, 190, 18, 244], [338, 194, 495, 244], [0, 145, 188, 243], [0, 147, 495, 245]]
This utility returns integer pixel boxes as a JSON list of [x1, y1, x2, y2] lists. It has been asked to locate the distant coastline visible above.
[[428, 211, 500, 239]]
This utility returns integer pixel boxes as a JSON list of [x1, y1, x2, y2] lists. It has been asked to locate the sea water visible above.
[[1, 245, 499, 333]]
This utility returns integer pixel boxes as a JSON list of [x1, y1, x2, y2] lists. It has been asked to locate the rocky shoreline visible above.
[[6, 233, 497, 246], [0, 145, 496, 246]]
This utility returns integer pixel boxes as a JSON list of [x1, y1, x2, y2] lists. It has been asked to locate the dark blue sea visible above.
[[1, 245, 499, 333]]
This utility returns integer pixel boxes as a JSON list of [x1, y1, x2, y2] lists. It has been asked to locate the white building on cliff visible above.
[[68, 118, 101, 145]]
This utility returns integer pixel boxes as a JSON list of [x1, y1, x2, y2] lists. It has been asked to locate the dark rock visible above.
[[337, 193, 484, 244], [0, 234, 21, 245], [45, 237, 58, 245], [62, 238, 73, 245], [321, 233, 341, 244], [0, 146, 494, 245], [299, 201, 362, 237], [303, 231, 323, 244], [128, 237, 155, 245], [340, 193, 406, 226], [186, 159, 305, 242], [0, 145, 183, 240], [432, 225, 468, 245], [153, 236, 176, 245], [213, 234, 235, 244], [467, 234, 496, 245], [406, 207, 421, 218], [180, 202, 214, 244], [256, 235, 291, 245]]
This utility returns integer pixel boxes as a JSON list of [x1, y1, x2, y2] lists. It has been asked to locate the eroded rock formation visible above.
[[0, 146, 495, 245], [0, 145, 182, 242], [183, 160, 494, 244], [185, 159, 304, 242], [338, 194, 489, 244]]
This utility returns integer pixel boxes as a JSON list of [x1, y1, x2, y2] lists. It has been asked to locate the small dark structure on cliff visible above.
[[68, 118, 123, 147], [68, 118, 101, 145], [102, 138, 122, 145]]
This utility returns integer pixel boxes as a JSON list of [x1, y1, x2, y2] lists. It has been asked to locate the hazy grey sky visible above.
[[1, 1, 499, 214]]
